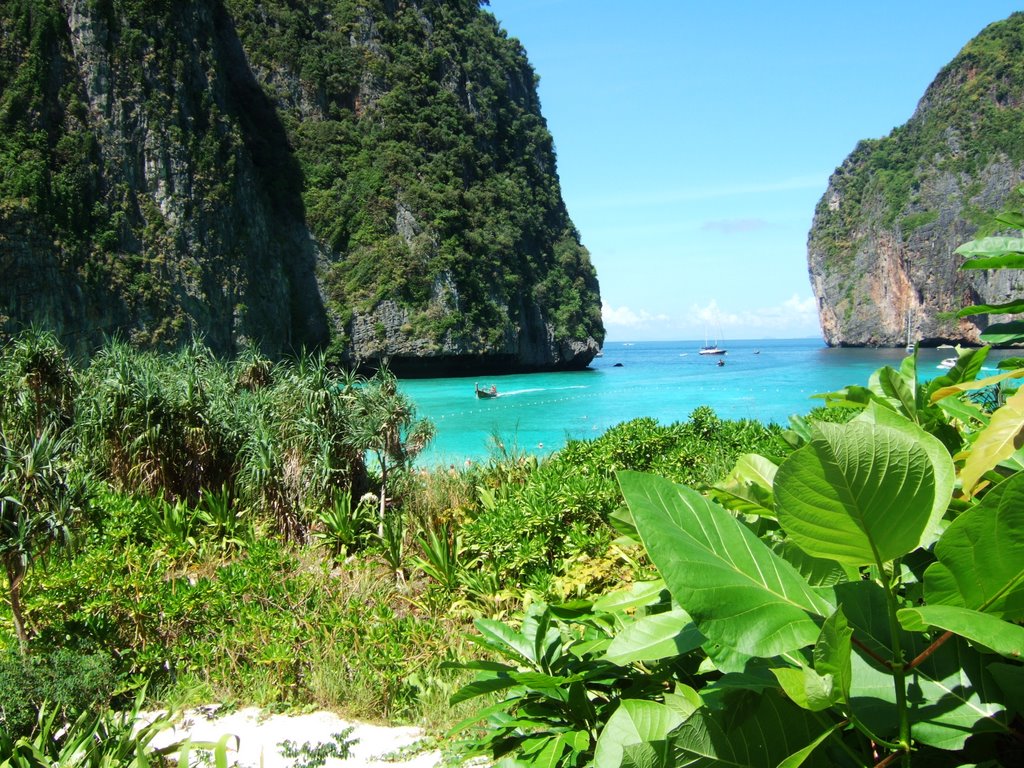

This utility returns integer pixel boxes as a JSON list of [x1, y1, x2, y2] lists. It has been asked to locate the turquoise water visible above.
[[400, 338, 1011, 466]]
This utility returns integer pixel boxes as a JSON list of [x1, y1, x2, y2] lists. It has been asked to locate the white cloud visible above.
[[602, 302, 668, 328], [602, 295, 821, 341]]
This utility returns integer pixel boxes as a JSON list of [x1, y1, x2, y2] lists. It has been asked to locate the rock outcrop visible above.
[[0, 0, 603, 373], [808, 13, 1024, 347]]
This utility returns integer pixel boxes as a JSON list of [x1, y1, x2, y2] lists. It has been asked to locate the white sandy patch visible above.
[[145, 707, 443, 768]]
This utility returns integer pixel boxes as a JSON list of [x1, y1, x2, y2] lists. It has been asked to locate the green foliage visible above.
[[0, 425, 84, 652], [456, 410, 783, 596], [1, 0, 603, 358], [956, 194, 1024, 347], [278, 728, 357, 768], [446, 601, 677, 768], [452, 339, 1024, 767], [0, 649, 116, 739], [0, 328, 77, 439], [0, 686, 191, 768], [311, 490, 373, 559], [811, 13, 1024, 268]]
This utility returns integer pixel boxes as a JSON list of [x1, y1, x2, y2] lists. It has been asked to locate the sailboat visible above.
[[904, 310, 915, 353], [699, 323, 727, 355]]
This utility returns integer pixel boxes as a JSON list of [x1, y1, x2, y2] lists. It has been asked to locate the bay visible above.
[[400, 338, 1012, 466]]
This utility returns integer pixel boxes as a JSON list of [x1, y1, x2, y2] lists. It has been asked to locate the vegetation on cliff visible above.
[[813, 12, 1024, 264], [808, 12, 1024, 348], [0, 0, 603, 368]]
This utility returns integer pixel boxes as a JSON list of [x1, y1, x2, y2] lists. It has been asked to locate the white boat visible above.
[[937, 357, 958, 370], [699, 324, 727, 355]]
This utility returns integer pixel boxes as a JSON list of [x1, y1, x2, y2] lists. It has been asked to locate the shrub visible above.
[[0, 649, 117, 739]]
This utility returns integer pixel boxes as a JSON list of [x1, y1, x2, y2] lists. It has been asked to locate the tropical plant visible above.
[[0, 427, 82, 654], [453, 376, 1024, 767], [612, 405, 1020, 767], [278, 728, 357, 768], [72, 339, 237, 501], [379, 507, 407, 583], [446, 600, 682, 768], [0, 649, 116, 739], [343, 367, 435, 536], [312, 490, 372, 559], [195, 485, 249, 554], [956, 194, 1024, 348], [0, 327, 77, 440], [0, 686, 227, 768], [412, 519, 466, 595]]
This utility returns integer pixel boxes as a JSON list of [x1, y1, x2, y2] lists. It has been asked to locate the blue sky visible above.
[[484, 1, 1024, 342]]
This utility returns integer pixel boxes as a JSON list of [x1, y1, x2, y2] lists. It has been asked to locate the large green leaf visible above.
[[770, 666, 835, 712], [771, 540, 855, 588], [897, 605, 1024, 660], [620, 742, 674, 768], [958, 298, 1024, 316], [875, 366, 917, 420], [593, 700, 686, 768], [988, 663, 1024, 712], [775, 722, 845, 768], [959, 386, 1024, 496], [928, 366, 1024, 404], [853, 403, 954, 548], [956, 235, 1024, 262], [837, 581, 1011, 750], [618, 471, 834, 657], [813, 607, 852, 704], [923, 473, 1024, 620], [603, 609, 705, 665], [925, 346, 990, 395], [713, 454, 779, 518], [775, 420, 937, 566], [593, 580, 667, 614], [474, 617, 540, 665], [664, 690, 834, 767], [980, 320, 1024, 346]]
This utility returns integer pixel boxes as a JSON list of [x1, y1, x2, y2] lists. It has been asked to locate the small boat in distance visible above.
[[475, 383, 499, 398], [937, 358, 958, 370]]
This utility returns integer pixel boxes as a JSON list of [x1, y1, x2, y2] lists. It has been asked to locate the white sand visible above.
[[146, 707, 444, 768]]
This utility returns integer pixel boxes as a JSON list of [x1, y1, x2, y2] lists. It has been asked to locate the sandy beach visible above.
[[146, 707, 444, 768]]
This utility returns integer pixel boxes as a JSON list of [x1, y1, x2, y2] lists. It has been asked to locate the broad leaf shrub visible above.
[[451, 370, 1024, 766], [0, 649, 116, 738], [456, 410, 785, 599]]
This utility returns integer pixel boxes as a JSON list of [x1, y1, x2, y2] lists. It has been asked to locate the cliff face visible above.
[[0, 0, 603, 373], [808, 13, 1024, 347]]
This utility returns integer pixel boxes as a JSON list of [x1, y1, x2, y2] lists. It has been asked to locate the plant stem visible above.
[[851, 635, 892, 669], [878, 556, 911, 766], [906, 630, 953, 671]]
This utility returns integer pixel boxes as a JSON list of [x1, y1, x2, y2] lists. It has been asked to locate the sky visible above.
[[483, 1, 1024, 342]]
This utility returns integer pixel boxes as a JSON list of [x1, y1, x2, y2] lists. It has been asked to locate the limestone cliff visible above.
[[808, 13, 1024, 347], [0, 0, 603, 373]]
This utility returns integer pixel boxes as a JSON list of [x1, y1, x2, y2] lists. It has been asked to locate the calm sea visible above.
[[399, 338, 1012, 466]]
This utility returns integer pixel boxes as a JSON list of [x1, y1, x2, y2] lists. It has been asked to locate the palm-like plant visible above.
[[0, 426, 82, 654], [343, 367, 435, 537], [0, 327, 77, 439]]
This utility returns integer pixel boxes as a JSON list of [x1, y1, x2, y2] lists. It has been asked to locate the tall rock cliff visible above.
[[807, 13, 1024, 347], [0, 0, 603, 373]]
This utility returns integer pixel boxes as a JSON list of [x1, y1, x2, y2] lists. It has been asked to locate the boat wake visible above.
[[498, 385, 588, 397]]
